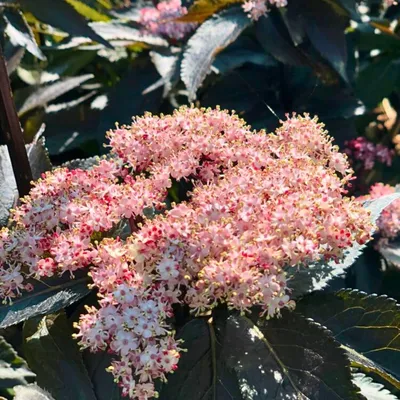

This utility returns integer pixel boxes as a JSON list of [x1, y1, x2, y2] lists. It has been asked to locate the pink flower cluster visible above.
[[1, 107, 374, 399], [362, 183, 400, 246], [242, 0, 287, 21], [344, 136, 394, 171], [138, 0, 197, 40]]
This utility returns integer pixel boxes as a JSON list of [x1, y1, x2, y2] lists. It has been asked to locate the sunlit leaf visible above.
[[13, 384, 56, 400], [0, 275, 90, 329], [18, 74, 94, 116], [181, 6, 251, 101], [352, 373, 399, 400], [4, 9, 45, 60]]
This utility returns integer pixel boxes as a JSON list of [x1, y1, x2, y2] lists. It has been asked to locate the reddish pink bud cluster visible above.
[[344, 137, 394, 171], [242, 0, 287, 21], [138, 0, 197, 40], [1, 107, 373, 399]]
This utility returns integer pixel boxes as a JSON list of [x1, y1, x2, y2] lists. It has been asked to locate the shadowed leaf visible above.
[[160, 311, 363, 399], [82, 351, 122, 400], [356, 56, 400, 108], [297, 289, 400, 387], [23, 312, 96, 400], [255, 12, 306, 65]]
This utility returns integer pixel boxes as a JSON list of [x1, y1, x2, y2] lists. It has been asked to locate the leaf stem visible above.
[[208, 317, 217, 400], [0, 43, 32, 197]]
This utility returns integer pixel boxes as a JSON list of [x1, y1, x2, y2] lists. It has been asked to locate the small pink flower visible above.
[[344, 137, 394, 171], [242, 0, 287, 21], [139, 0, 197, 40]]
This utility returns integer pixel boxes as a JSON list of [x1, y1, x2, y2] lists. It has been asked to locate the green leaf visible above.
[[0, 335, 35, 392], [296, 290, 400, 388], [65, 0, 111, 22], [160, 311, 363, 399], [19, 0, 112, 48], [181, 6, 251, 101], [4, 9, 45, 60], [23, 312, 97, 400], [287, 193, 400, 297], [356, 55, 400, 108], [0, 276, 91, 329], [13, 384, 55, 400], [18, 73, 94, 116]]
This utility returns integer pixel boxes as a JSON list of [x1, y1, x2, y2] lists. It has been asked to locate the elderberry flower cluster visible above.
[[344, 136, 394, 171], [242, 0, 287, 21], [138, 0, 197, 40], [1, 107, 374, 399]]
